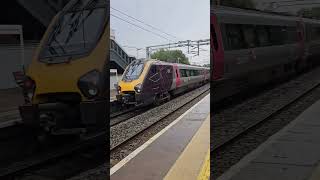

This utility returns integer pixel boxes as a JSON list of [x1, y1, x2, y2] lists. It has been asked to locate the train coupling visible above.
[[19, 100, 107, 135], [116, 93, 143, 106]]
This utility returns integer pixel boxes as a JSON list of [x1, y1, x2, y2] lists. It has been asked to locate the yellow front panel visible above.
[[27, 14, 109, 103], [118, 61, 152, 93]]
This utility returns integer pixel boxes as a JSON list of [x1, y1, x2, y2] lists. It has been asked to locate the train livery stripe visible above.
[[173, 64, 181, 87], [211, 14, 224, 80]]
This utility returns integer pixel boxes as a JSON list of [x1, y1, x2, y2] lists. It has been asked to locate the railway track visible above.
[[0, 131, 106, 179], [213, 81, 320, 152], [212, 67, 320, 178], [110, 84, 210, 151]]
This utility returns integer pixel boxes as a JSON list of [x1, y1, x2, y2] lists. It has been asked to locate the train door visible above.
[[148, 64, 161, 95], [159, 65, 173, 93], [296, 20, 307, 68], [211, 13, 224, 80]]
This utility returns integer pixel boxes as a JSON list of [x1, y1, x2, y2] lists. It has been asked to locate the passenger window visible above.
[[257, 26, 270, 47], [189, 70, 193, 76], [225, 24, 246, 50], [179, 69, 187, 77], [312, 27, 320, 40], [269, 26, 287, 45], [287, 27, 298, 43], [242, 25, 257, 48], [186, 70, 191, 77]]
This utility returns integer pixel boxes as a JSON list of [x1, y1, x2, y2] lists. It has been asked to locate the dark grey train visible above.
[[211, 6, 320, 102]]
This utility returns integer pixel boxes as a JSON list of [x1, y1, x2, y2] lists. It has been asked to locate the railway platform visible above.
[[110, 89, 117, 102], [110, 94, 210, 180], [0, 88, 22, 127], [0, 88, 23, 113], [218, 99, 320, 180]]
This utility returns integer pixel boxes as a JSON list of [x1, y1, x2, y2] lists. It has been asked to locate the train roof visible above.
[[133, 59, 209, 70], [212, 5, 320, 26]]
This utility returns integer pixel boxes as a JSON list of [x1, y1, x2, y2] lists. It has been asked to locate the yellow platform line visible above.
[[197, 150, 210, 180], [308, 163, 320, 180], [164, 115, 210, 180]]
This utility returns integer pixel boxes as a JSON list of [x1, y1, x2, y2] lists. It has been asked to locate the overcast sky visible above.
[[110, 0, 210, 65]]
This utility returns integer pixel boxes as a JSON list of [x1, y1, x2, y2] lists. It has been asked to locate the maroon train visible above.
[[211, 6, 320, 102]]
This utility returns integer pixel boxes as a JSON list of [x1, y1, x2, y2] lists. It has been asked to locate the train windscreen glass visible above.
[[39, 0, 107, 60], [123, 62, 145, 81]]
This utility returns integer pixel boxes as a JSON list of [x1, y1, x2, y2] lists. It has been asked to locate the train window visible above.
[[242, 25, 257, 48], [269, 26, 287, 45], [256, 26, 270, 47], [150, 65, 157, 75], [123, 61, 145, 81], [40, 2, 107, 59], [186, 70, 191, 77], [190, 70, 194, 76], [211, 23, 219, 51], [179, 69, 187, 77], [225, 24, 246, 50], [312, 27, 320, 40], [287, 27, 298, 43]]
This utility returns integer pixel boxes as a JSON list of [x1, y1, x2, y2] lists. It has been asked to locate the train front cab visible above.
[[19, 0, 109, 137], [117, 60, 174, 106]]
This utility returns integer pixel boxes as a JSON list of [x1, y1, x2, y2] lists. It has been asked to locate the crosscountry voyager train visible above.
[[19, 0, 109, 138], [116, 59, 209, 106], [211, 6, 320, 102]]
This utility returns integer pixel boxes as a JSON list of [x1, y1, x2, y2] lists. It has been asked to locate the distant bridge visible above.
[[110, 39, 135, 73]]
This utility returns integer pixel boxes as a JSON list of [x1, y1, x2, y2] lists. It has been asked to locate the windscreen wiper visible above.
[[64, 0, 98, 45]]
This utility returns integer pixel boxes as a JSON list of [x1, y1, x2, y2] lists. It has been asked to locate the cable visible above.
[[111, 7, 180, 40], [111, 14, 173, 42], [122, 45, 145, 50]]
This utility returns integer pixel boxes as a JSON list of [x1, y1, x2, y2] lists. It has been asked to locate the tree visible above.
[[151, 49, 190, 65], [220, 0, 255, 9]]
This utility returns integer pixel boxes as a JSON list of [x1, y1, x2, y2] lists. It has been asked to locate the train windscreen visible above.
[[39, 0, 108, 60], [122, 61, 145, 81]]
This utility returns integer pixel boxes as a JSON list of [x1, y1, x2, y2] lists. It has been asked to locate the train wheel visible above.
[[167, 93, 171, 102], [153, 95, 161, 106]]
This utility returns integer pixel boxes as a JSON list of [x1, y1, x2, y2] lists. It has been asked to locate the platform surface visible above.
[[0, 88, 22, 112], [110, 94, 210, 180], [110, 89, 117, 102], [218, 99, 320, 180]]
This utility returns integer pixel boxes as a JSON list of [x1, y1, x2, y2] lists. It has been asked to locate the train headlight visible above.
[[78, 70, 101, 99], [88, 87, 98, 96], [134, 83, 142, 93]]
